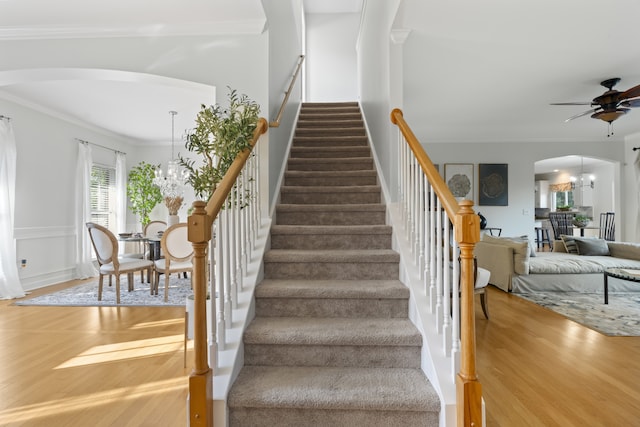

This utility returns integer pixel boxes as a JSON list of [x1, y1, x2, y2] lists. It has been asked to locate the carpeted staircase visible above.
[[227, 102, 440, 426]]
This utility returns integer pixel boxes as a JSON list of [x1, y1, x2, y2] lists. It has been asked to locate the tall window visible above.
[[90, 164, 116, 231]]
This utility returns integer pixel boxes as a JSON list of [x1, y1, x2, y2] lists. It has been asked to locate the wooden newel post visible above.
[[454, 200, 483, 427], [187, 200, 213, 426]]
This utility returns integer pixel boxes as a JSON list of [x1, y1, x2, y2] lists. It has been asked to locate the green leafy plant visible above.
[[126, 161, 163, 228], [179, 87, 260, 201]]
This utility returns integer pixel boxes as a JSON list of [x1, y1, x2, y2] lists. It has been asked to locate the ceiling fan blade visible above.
[[620, 84, 640, 101], [550, 102, 592, 106], [564, 108, 599, 122], [621, 98, 640, 108]]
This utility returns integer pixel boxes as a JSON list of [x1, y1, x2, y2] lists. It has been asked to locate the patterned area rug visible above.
[[515, 291, 640, 336], [14, 276, 192, 307]]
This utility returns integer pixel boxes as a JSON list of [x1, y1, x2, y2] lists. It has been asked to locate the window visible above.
[[90, 164, 116, 231]]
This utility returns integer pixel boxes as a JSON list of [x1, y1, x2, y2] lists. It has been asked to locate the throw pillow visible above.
[[574, 237, 610, 256], [560, 235, 579, 254]]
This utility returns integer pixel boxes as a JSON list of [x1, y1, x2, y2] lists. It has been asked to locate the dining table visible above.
[[119, 234, 162, 260]]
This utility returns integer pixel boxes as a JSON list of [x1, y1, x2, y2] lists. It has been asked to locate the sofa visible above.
[[474, 234, 640, 293]]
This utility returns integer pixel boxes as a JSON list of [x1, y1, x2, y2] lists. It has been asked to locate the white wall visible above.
[[305, 12, 359, 102], [263, 0, 304, 207], [357, 0, 402, 202], [2, 32, 270, 290]]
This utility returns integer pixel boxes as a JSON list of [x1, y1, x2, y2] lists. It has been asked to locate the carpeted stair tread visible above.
[[264, 249, 399, 263], [284, 170, 378, 186], [228, 366, 439, 412], [293, 135, 368, 147], [286, 157, 374, 171], [276, 203, 386, 212], [243, 317, 421, 346], [295, 127, 366, 137], [299, 112, 362, 121], [270, 224, 391, 235], [256, 279, 408, 299], [297, 119, 364, 128], [275, 204, 387, 226], [280, 185, 381, 193], [290, 146, 371, 158]]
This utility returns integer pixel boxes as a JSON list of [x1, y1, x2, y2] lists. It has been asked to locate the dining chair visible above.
[[144, 220, 167, 239], [143, 220, 167, 260], [86, 222, 155, 304], [599, 212, 615, 241], [549, 212, 574, 240], [154, 223, 194, 302]]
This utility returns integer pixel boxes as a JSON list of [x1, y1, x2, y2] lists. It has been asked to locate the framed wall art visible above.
[[444, 163, 473, 201], [479, 163, 508, 206]]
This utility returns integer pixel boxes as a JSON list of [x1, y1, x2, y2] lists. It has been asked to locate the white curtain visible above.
[[0, 118, 25, 299], [635, 151, 640, 241], [75, 142, 97, 279], [115, 150, 127, 231]]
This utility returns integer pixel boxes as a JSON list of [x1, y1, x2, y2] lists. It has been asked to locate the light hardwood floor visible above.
[[0, 280, 191, 427], [2, 282, 639, 426]]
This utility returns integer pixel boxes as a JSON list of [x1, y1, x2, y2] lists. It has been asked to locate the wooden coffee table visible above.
[[603, 268, 640, 304]]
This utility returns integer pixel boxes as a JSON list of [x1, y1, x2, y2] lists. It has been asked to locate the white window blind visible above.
[[90, 164, 116, 231]]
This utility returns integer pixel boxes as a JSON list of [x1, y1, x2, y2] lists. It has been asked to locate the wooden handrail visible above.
[[270, 55, 305, 128], [187, 117, 268, 426], [390, 108, 482, 427], [390, 109, 460, 220]]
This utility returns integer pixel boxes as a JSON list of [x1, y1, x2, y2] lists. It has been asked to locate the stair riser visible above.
[[295, 128, 365, 137], [299, 114, 362, 121], [280, 192, 381, 205], [297, 120, 363, 128], [293, 137, 368, 147], [244, 344, 421, 369], [276, 210, 386, 226], [270, 233, 391, 250], [290, 148, 371, 158], [284, 175, 377, 186], [287, 159, 374, 171], [264, 262, 399, 280], [255, 297, 407, 318], [230, 408, 438, 427]]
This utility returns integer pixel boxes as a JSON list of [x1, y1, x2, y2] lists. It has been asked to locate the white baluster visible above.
[[230, 186, 239, 309], [209, 222, 217, 369], [418, 172, 425, 280], [451, 238, 461, 379], [429, 185, 436, 312], [442, 211, 452, 355], [216, 214, 226, 351], [435, 197, 443, 332], [223, 201, 233, 327]]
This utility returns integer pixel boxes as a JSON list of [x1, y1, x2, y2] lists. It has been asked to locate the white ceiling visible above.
[[1, 0, 640, 152]]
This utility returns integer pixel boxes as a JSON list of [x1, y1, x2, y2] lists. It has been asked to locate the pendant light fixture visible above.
[[153, 110, 188, 225]]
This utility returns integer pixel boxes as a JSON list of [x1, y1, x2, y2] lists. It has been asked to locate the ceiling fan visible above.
[[551, 78, 640, 133]]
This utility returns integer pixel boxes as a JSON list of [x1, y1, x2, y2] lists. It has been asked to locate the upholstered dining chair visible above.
[[86, 222, 155, 304], [143, 220, 167, 260], [154, 223, 194, 302], [453, 257, 490, 319], [144, 220, 167, 239]]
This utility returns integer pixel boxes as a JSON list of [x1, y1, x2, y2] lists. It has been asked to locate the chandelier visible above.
[[153, 110, 188, 200]]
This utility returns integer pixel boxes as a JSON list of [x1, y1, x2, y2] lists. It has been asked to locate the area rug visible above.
[[14, 276, 192, 307], [514, 291, 640, 337]]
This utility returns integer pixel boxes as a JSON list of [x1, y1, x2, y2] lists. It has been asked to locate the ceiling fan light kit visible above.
[[552, 77, 640, 137]]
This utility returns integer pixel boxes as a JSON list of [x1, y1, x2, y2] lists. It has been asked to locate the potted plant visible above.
[[179, 87, 260, 201], [126, 161, 163, 229], [573, 215, 590, 227]]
